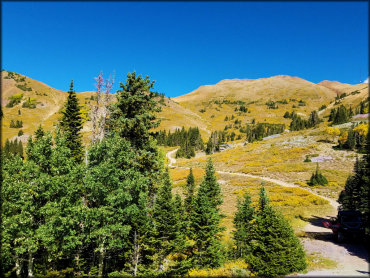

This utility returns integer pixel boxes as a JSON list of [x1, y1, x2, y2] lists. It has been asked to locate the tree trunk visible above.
[[28, 251, 34, 278], [132, 230, 140, 277], [98, 247, 105, 278], [15, 257, 22, 278]]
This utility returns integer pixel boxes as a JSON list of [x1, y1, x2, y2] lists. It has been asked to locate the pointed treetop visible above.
[[258, 186, 270, 212], [35, 125, 45, 140], [69, 80, 74, 93]]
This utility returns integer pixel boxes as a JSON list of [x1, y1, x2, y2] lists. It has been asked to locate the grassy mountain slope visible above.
[[2, 71, 368, 146], [174, 75, 339, 132]]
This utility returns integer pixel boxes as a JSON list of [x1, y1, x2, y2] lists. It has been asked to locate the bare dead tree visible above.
[[90, 72, 114, 144]]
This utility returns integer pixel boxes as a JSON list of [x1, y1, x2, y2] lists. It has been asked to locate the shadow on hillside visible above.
[[301, 215, 370, 263]]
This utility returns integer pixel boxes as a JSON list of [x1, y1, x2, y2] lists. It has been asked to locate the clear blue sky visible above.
[[2, 1, 368, 97]]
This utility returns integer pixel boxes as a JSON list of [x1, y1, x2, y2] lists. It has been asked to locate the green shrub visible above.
[[22, 97, 37, 109], [309, 164, 328, 186], [6, 93, 23, 108]]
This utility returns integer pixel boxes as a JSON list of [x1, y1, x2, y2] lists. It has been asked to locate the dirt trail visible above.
[[166, 149, 339, 209], [166, 149, 369, 276]]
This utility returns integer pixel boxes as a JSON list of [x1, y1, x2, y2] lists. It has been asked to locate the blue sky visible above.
[[2, 1, 368, 97]]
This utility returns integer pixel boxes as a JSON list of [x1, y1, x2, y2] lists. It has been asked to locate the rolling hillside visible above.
[[1, 70, 368, 146]]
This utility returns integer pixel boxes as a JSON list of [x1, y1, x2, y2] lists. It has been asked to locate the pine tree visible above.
[[248, 187, 306, 277], [184, 168, 196, 217], [190, 189, 225, 268], [35, 125, 45, 140], [198, 158, 223, 209], [233, 192, 255, 258], [190, 159, 225, 269], [309, 163, 328, 186], [151, 168, 180, 272], [60, 81, 84, 163]]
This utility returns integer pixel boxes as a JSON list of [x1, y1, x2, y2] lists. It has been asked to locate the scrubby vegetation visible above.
[[6, 93, 24, 108], [22, 97, 38, 108], [309, 163, 328, 186], [9, 119, 23, 128]]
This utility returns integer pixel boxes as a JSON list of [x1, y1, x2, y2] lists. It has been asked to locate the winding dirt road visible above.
[[166, 149, 369, 276]]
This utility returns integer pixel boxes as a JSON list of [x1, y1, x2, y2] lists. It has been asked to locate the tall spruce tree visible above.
[[190, 159, 225, 269], [198, 158, 223, 209], [60, 81, 84, 163], [338, 134, 370, 235], [184, 168, 196, 217], [151, 168, 179, 272], [233, 192, 255, 258], [109, 72, 163, 200], [248, 187, 306, 277]]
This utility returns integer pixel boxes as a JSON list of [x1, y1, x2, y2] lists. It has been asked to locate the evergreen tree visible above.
[[199, 158, 223, 209], [233, 192, 255, 259], [248, 187, 306, 277], [184, 168, 196, 218], [60, 81, 84, 163], [309, 163, 328, 186], [190, 187, 225, 268], [110, 72, 161, 150], [108, 72, 163, 199], [35, 125, 45, 140], [338, 140, 370, 235], [151, 168, 179, 272], [84, 133, 151, 276], [190, 159, 225, 269]]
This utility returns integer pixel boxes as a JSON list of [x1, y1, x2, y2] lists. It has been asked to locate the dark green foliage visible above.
[[1, 129, 83, 276], [184, 169, 196, 234], [276, 99, 288, 104], [265, 100, 278, 109], [110, 72, 161, 149], [18, 109, 21, 115], [338, 134, 370, 235], [22, 97, 37, 108], [242, 122, 285, 142], [335, 93, 347, 100], [239, 105, 248, 112], [35, 125, 45, 140], [60, 81, 84, 163], [6, 93, 24, 108], [247, 187, 306, 277], [289, 110, 321, 131], [233, 192, 254, 258], [15, 83, 32, 91], [151, 169, 182, 272], [298, 100, 306, 106], [156, 126, 203, 158], [2, 138, 23, 159], [304, 155, 311, 162], [319, 104, 327, 111], [17, 130, 24, 136], [199, 108, 206, 113], [190, 159, 225, 268], [205, 131, 226, 154], [307, 110, 320, 128], [283, 111, 290, 118], [309, 163, 328, 186], [329, 105, 351, 125], [9, 119, 23, 128]]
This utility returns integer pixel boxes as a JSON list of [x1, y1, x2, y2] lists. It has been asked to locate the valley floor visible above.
[[166, 148, 370, 276]]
